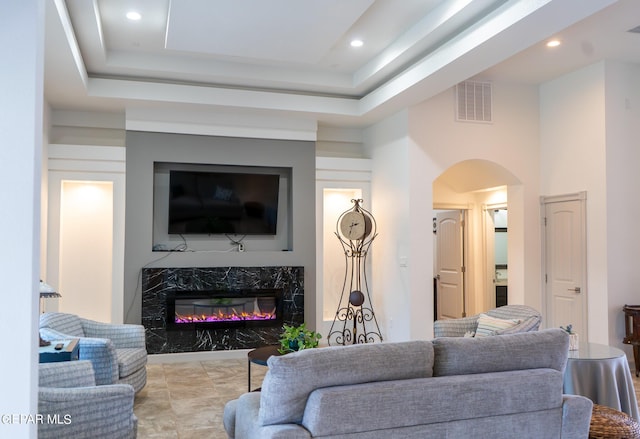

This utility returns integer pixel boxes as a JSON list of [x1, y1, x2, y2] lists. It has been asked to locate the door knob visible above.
[[568, 287, 581, 293]]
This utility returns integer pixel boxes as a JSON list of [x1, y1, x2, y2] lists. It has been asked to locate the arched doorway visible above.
[[433, 159, 521, 318]]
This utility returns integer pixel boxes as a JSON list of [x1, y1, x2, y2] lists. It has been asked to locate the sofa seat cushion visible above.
[[116, 348, 147, 378], [433, 328, 568, 377], [259, 340, 434, 426], [302, 368, 563, 437]]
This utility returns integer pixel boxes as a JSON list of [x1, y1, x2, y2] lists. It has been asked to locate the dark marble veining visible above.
[[142, 266, 304, 354]]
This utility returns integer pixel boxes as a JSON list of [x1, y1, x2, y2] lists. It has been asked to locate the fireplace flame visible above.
[[175, 308, 276, 324]]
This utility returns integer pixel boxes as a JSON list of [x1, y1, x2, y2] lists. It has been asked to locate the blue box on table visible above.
[[39, 338, 79, 363]]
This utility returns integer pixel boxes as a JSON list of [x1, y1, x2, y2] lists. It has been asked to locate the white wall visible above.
[[540, 59, 640, 351], [58, 181, 114, 322], [363, 111, 411, 340], [316, 126, 364, 158], [46, 145, 126, 323], [0, 2, 43, 436], [603, 61, 640, 349], [540, 62, 609, 344], [362, 82, 542, 341], [49, 110, 126, 147], [363, 110, 433, 341], [412, 83, 541, 309]]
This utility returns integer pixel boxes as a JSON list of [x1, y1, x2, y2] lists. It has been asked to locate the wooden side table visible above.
[[623, 305, 640, 377], [247, 345, 281, 392]]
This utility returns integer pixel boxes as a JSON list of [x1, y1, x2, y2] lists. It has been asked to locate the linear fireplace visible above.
[[142, 266, 304, 354], [166, 289, 283, 331]]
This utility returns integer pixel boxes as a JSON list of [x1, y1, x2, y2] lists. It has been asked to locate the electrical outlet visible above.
[[238, 243, 245, 252]]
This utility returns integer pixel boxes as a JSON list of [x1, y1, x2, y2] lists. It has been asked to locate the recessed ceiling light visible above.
[[546, 39, 561, 48], [350, 39, 364, 48], [126, 11, 142, 21]]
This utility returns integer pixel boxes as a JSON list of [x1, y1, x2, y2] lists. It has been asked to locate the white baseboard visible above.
[[147, 349, 251, 364]]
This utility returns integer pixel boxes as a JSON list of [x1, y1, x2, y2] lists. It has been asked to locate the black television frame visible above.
[[167, 168, 280, 236]]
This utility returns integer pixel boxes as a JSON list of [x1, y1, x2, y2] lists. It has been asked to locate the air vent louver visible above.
[[456, 81, 492, 123]]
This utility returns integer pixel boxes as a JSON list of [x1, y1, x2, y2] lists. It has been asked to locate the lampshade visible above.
[[39, 281, 61, 298]]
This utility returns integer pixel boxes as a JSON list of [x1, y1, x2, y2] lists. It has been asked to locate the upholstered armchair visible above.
[[39, 360, 137, 439], [39, 312, 147, 393], [434, 304, 541, 338]]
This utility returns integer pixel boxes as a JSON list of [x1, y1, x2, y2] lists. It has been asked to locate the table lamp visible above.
[[39, 280, 61, 346]]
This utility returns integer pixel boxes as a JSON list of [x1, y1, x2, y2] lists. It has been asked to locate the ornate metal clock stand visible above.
[[328, 199, 383, 345]]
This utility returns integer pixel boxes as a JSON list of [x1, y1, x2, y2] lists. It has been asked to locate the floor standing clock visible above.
[[328, 199, 383, 345]]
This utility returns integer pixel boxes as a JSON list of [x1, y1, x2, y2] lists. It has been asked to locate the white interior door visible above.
[[436, 210, 465, 319], [544, 195, 587, 337]]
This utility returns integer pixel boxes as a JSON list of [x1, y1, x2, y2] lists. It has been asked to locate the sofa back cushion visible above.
[[432, 328, 568, 377], [302, 369, 563, 437], [39, 312, 84, 337], [259, 340, 434, 426]]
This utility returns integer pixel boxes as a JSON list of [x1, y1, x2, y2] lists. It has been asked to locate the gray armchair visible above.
[[39, 312, 147, 393], [39, 360, 137, 439], [434, 304, 541, 338]]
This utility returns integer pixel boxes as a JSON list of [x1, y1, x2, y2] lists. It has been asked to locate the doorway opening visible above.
[[484, 205, 508, 309], [433, 159, 520, 318]]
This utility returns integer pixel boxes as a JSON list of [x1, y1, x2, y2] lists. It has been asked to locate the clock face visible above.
[[340, 211, 367, 240]]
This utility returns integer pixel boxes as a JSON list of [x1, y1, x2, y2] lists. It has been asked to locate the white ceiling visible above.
[[44, 0, 640, 128]]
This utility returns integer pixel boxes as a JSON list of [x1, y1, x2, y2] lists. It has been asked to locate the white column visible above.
[[0, 1, 44, 437]]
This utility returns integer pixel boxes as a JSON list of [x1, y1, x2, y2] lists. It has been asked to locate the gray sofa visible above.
[[224, 329, 592, 439]]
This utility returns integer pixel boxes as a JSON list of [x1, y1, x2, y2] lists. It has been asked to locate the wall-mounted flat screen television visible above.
[[168, 170, 280, 235]]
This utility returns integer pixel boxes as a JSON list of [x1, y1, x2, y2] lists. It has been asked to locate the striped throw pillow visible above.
[[475, 313, 521, 337]]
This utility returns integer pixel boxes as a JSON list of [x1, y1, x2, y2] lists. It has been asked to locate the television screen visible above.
[[168, 170, 280, 235]]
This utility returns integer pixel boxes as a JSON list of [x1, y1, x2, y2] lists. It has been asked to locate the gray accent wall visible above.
[[124, 131, 316, 326]]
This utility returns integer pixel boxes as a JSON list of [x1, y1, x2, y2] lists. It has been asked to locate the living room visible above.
[[4, 1, 640, 437]]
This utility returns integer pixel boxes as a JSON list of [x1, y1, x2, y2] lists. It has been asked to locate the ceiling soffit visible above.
[[48, 0, 620, 124], [65, 0, 512, 98]]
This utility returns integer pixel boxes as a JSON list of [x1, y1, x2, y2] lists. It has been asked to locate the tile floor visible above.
[[134, 358, 640, 439], [134, 359, 267, 439]]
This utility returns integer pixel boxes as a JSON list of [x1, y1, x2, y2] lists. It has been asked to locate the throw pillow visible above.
[[475, 313, 521, 337]]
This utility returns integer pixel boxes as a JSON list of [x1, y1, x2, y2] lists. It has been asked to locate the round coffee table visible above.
[[247, 345, 281, 391]]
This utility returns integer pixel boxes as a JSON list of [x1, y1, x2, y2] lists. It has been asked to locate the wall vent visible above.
[[456, 81, 492, 123]]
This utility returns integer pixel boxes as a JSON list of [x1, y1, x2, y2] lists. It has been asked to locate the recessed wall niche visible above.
[[152, 161, 292, 252]]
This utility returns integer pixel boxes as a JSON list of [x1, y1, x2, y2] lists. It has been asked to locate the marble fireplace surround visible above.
[[142, 266, 304, 354]]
